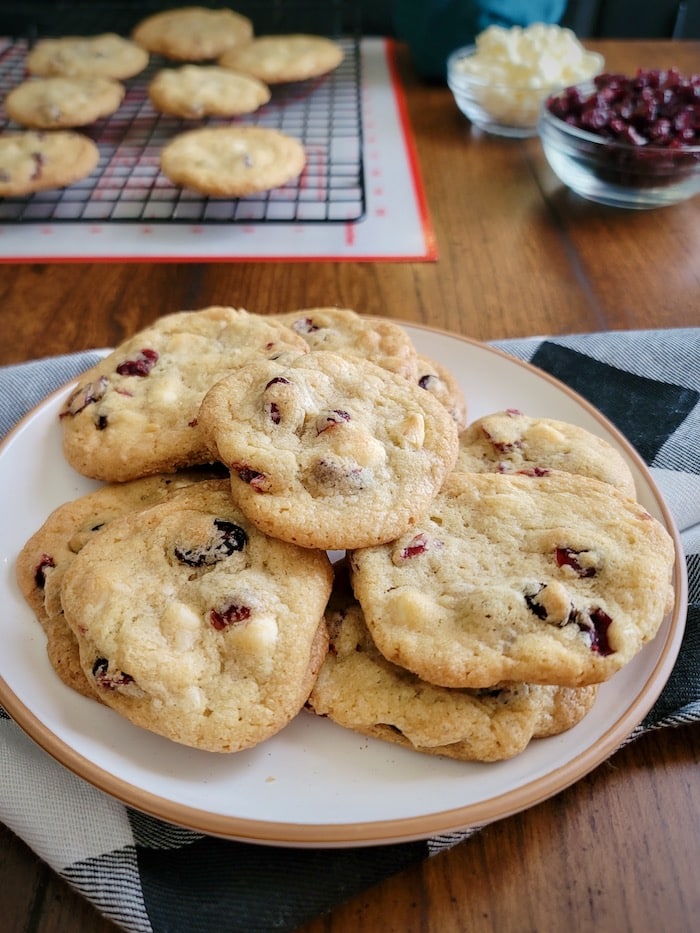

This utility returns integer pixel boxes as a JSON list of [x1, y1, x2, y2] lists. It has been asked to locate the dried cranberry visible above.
[[545, 67, 700, 192], [61, 375, 108, 417], [309, 458, 366, 491], [232, 463, 269, 491], [524, 584, 548, 619], [570, 607, 614, 655], [555, 547, 596, 577], [483, 428, 521, 454], [263, 377, 292, 424], [91, 657, 135, 689], [399, 533, 431, 559], [290, 317, 319, 334], [116, 348, 159, 377], [34, 553, 55, 588], [210, 602, 251, 630], [315, 409, 351, 434], [30, 151, 45, 180], [174, 518, 248, 567]]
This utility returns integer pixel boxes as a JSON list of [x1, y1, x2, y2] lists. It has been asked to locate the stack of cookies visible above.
[[16, 306, 676, 762], [1, 5, 345, 198]]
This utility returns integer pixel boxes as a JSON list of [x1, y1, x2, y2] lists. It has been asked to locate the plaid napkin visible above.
[[1, 329, 698, 933]]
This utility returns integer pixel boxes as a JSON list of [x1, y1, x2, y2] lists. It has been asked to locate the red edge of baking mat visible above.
[[0, 38, 437, 264]]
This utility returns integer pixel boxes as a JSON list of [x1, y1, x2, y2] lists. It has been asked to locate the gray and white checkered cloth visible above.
[[1, 329, 698, 933]]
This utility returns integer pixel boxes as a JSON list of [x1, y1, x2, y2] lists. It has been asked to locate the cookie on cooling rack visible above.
[[148, 64, 270, 118], [4, 76, 125, 129], [159, 126, 306, 197], [16, 468, 224, 699], [132, 6, 253, 61], [0, 130, 99, 196], [60, 481, 334, 752], [349, 469, 675, 689], [307, 566, 598, 761], [274, 307, 420, 381], [456, 409, 636, 495], [58, 306, 308, 483], [198, 350, 459, 550], [25, 33, 149, 80], [219, 34, 344, 84]]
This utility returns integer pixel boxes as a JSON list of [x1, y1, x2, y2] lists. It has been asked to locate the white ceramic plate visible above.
[[0, 325, 687, 847]]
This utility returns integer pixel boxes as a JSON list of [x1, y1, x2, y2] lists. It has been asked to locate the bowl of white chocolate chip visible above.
[[447, 23, 604, 138]]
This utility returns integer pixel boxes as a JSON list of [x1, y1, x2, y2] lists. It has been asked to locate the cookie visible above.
[[58, 306, 308, 483], [275, 312, 467, 424], [274, 307, 420, 380], [416, 354, 468, 427], [25, 33, 149, 80], [16, 468, 224, 699], [349, 470, 675, 689], [456, 409, 636, 495], [132, 6, 253, 61], [44, 612, 97, 700], [198, 350, 459, 550], [219, 34, 344, 84], [0, 130, 99, 196], [148, 64, 270, 117], [4, 76, 125, 129], [159, 126, 306, 197], [60, 481, 334, 752], [307, 567, 598, 761]]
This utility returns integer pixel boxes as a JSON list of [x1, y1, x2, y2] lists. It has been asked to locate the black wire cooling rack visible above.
[[0, 8, 366, 225]]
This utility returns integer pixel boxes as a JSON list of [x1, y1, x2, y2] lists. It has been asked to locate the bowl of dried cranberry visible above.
[[538, 68, 700, 208]]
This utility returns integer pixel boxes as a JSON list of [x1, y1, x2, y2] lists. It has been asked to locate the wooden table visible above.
[[1, 38, 699, 933]]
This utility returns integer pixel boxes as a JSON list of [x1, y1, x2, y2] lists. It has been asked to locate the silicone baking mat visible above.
[[0, 37, 435, 262]]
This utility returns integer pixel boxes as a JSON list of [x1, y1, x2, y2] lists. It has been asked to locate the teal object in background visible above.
[[393, 0, 568, 79]]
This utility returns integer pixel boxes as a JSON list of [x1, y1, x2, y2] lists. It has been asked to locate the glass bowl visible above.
[[538, 85, 700, 209], [447, 44, 605, 139]]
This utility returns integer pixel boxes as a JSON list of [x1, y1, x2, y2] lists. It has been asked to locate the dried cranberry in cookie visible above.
[[198, 350, 459, 550], [415, 354, 468, 427], [349, 470, 674, 688], [60, 481, 333, 752], [59, 306, 308, 482], [173, 518, 248, 566]]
